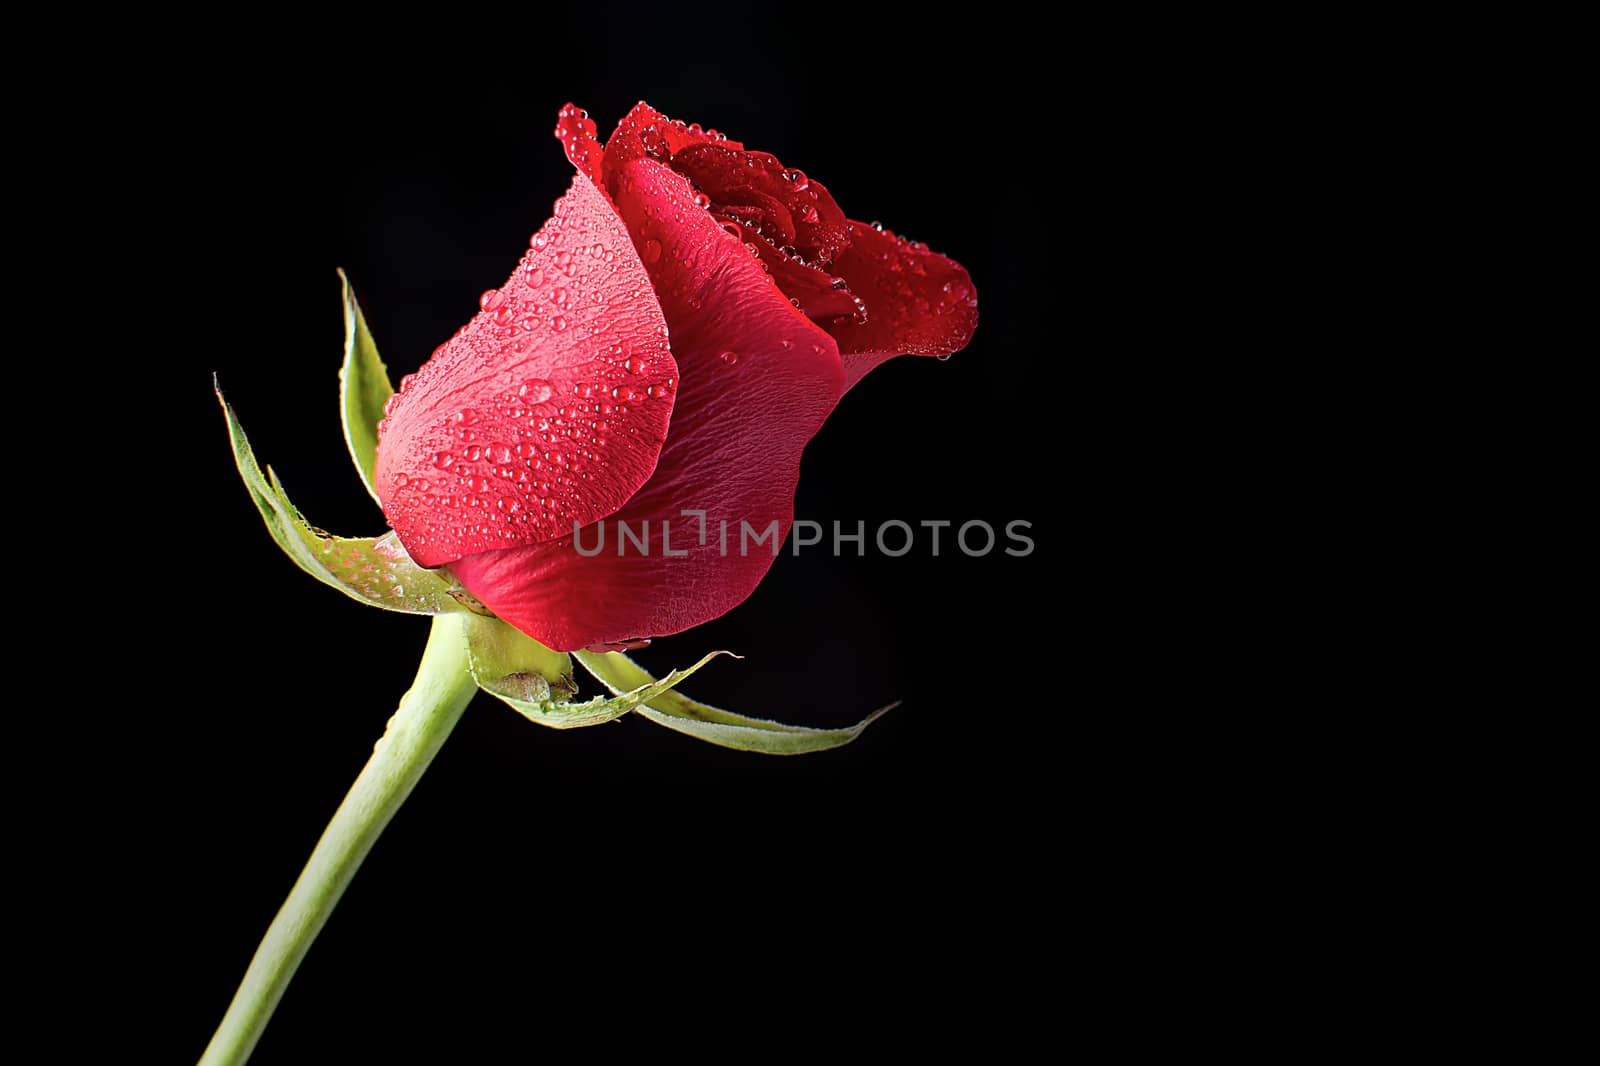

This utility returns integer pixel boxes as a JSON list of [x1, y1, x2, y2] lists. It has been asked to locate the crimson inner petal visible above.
[[601, 104, 868, 329], [669, 144, 852, 268], [752, 242, 864, 321]]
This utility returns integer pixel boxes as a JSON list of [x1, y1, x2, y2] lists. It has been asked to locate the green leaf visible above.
[[338, 269, 393, 505], [219, 388, 467, 615], [573, 651, 896, 755], [464, 615, 579, 706], [486, 650, 735, 730]]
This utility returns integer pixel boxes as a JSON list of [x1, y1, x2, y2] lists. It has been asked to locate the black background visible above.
[[117, 12, 1096, 1058]]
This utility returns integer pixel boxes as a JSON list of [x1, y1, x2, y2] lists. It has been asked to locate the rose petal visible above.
[[376, 172, 678, 567], [450, 158, 845, 650], [825, 221, 979, 391], [553, 102, 602, 184], [605, 103, 975, 391], [601, 101, 743, 181]]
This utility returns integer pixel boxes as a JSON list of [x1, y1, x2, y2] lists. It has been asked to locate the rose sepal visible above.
[[337, 268, 392, 505], [575, 650, 896, 754], [219, 390, 475, 616]]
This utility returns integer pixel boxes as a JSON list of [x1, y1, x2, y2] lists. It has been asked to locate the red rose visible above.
[[374, 102, 977, 651]]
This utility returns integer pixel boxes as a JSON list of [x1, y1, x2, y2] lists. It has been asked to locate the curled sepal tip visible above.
[[574, 650, 896, 754], [487, 648, 737, 730], [337, 269, 393, 505], [218, 388, 469, 615]]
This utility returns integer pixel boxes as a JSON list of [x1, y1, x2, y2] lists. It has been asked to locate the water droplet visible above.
[[693, 192, 711, 209], [449, 408, 480, 426], [465, 444, 483, 462], [646, 383, 673, 399], [780, 340, 793, 350], [432, 451, 455, 470], [554, 287, 569, 308], [643, 239, 662, 264], [497, 497, 522, 514], [719, 350, 739, 366], [398, 373, 417, 393], [531, 232, 548, 250], [515, 441, 537, 458], [480, 289, 506, 312], [520, 379, 553, 403], [493, 306, 515, 327], [551, 315, 568, 332], [526, 266, 545, 287], [393, 473, 409, 487], [383, 394, 401, 416], [612, 385, 641, 404], [624, 356, 646, 374]]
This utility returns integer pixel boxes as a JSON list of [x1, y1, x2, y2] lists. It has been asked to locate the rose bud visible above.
[[374, 102, 976, 652]]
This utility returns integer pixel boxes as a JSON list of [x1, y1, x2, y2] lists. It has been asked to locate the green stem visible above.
[[200, 613, 478, 1065]]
